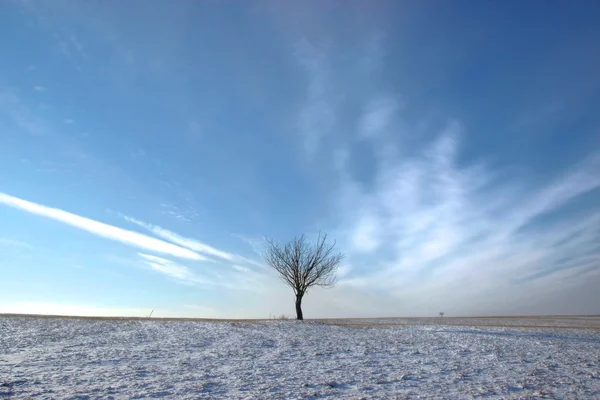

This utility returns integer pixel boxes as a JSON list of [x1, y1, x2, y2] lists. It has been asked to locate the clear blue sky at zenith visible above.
[[1, 1, 599, 318]]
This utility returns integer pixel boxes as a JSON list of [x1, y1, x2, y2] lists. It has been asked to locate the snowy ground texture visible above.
[[1, 316, 599, 399]]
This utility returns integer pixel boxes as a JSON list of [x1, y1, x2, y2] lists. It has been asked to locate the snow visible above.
[[1, 316, 599, 399], [324, 316, 600, 329]]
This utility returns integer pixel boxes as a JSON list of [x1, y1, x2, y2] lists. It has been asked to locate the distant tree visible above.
[[439, 312, 444, 318], [263, 234, 344, 320]]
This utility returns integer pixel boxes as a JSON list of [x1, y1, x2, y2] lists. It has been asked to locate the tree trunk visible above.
[[295, 294, 304, 320]]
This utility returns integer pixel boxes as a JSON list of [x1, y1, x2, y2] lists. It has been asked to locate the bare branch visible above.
[[262, 233, 345, 320]]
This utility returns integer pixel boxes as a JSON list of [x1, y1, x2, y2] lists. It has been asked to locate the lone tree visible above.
[[263, 234, 344, 320]]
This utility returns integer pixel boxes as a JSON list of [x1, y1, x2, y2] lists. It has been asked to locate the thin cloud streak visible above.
[[0, 237, 33, 249], [0, 192, 203, 260], [138, 253, 211, 286], [124, 216, 234, 261], [137, 253, 267, 292]]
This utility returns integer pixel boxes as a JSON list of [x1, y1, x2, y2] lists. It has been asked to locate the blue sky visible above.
[[1, 1, 599, 318]]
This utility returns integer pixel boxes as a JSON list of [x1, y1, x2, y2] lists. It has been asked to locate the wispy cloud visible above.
[[0, 90, 47, 135], [58, 33, 87, 61], [295, 39, 335, 156], [233, 254, 268, 270], [283, 32, 600, 315], [33, 85, 47, 92], [232, 233, 264, 255], [232, 264, 252, 273], [0, 192, 203, 260], [138, 253, 210, 286], [124, 216, 234, 261], [359, 96, 398, 139], [350, 210, 381, 253], [158, 202, 198, 223], [359, 32, 386, 75], [0, 237, 33, 249], [332, 101, 600, 313], [332, 147, 350, 171], [137, 253, 267, 292]]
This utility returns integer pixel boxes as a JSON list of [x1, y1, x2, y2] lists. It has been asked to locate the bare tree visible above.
[[439, 312, 444, 318], [263, 234, 344, 320]]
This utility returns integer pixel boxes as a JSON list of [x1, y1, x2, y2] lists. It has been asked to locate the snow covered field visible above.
[[324, 316, 600, 329], [1, 316, 599, 399]]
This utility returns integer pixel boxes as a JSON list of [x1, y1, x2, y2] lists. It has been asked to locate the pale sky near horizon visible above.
[[1, 1, 599, 319]]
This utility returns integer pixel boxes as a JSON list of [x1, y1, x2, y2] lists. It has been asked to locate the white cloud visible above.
[[359, 96, 398, 138], [234, 254, 268, 270], [138, 253, 210, 286], [232, 233, 264, 255], [295, 39, 335, 156], [332, 147, 350, 171], [298, 37, 600, 316], [124, 216, 233, 261], [33, 85, 47, 92], [336, 263, 352, 278], [351, 210, 381, 253], [360, 32, 386, 74], [293, 34, 600, 316], [0, 192, 203, 260], [507, 152, 600, 232], [137, 253, 267, 292], [232, 264, 252, 273], [331, 113, 600, 314], [58, 33, 87, 60], [158, 203, 198, 223], [0, 237, 33, 249], [0, 90, 47, 135]]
